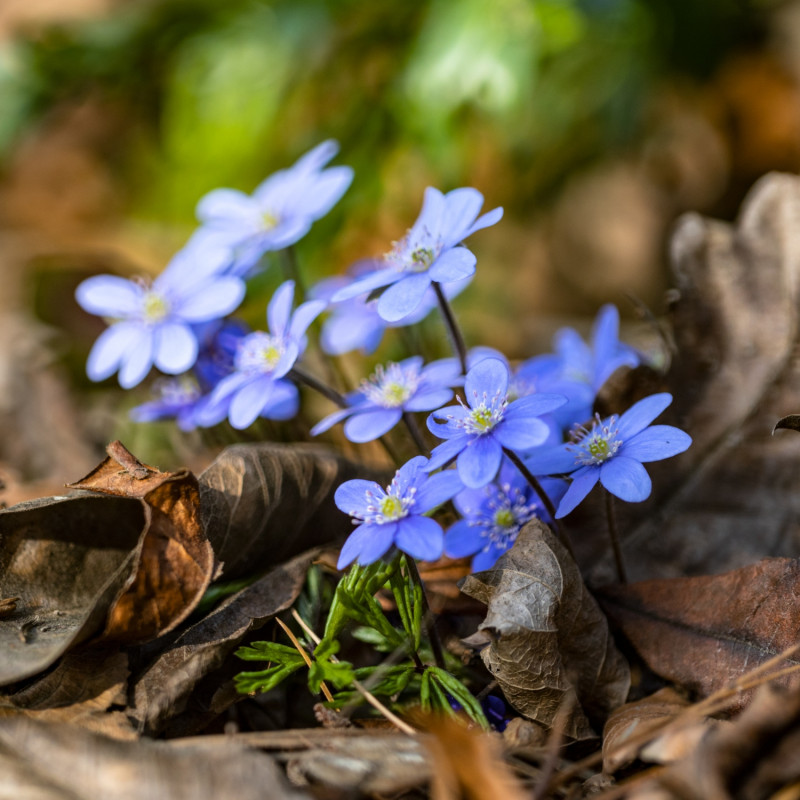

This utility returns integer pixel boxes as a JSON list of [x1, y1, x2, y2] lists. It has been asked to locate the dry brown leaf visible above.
[[461, 520, 630, 740], [602, 687, 724, 773], [0, 646, 135, 740], [198, 442, 385, 580], [598, 558, 800, 706], [0, 716, 309, 800], [130, 550, 315, 736], [68, 441, 214, 644], [0, 493, 141, 686]]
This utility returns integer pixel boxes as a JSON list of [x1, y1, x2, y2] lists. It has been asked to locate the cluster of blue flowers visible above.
[[77, 140, 691, 574]]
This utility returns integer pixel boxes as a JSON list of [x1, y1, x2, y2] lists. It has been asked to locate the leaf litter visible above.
[[3, 176, 800, 797]]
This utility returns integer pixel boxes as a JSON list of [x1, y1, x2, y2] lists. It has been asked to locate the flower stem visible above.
[[405, 557, 446, 670], [279, 246, 306, 298], [502, 447, 576, 560], [432, 281, 468, 375], [604, 489, 628, 584], [289, 366, 347, 408], [402, 411, 430, 457]]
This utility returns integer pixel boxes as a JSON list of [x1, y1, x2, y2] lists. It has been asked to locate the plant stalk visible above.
[[432, 281, 468, 375]]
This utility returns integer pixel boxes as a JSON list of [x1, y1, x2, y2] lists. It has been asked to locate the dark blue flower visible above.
[[76, 242, 245, 388], [330, 187, 501, 322], [445, 462, 567, 571], [524, 393, 692, 517], [426, 358, 566, 489], [335, 456, 463, 568], [195, 140, 353, 276], [196, 280, 324, 429], [311, 356, 460, 443]]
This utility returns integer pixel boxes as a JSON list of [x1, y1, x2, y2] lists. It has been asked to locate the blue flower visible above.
[[196, 280, 324, 429], [311, 356, 460, 443], [312, 267, 472, 356], [76, 243, 245, 389], [524, 393, 692, 517], [445, 463, 567, 571], [516, 304, 642, 429], [425, 358, 567, 489], [130, 376, 204, 431], [330, 187, 502, 322], [194, 140, 353, 276], [335, 456, 463, 568]]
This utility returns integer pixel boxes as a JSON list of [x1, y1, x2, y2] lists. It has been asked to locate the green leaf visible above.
[[308, 658, 355, 692], [235, 641, 305, 663], [234, 661, 304, 695], [429, 667, 489, 729]]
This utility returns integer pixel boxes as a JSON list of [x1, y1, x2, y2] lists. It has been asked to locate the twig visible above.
[[275, 617, 334, 704], [291, 609, 417, 736]]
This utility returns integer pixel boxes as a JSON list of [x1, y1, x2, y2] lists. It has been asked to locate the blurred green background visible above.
[[0, 0, 797, 480]]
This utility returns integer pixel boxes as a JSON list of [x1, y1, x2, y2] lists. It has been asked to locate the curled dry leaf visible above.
[[602, 687, 725, 774], [0, 493, 142, 686], [68, 441, 214, 644], [586, 174, 800, 584], [197, 443, 385, 580], [774, 413, 800, 433], [0, 716, 310, 800], [460, 520, 630, 740], [131, 549, 315, 736], [599, 558, 800, 706]]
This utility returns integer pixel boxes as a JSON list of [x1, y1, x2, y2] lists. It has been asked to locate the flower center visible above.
[[142, 291, 170, 324], [261, 210, 279, 231], [379, 495, 405, 520], [454, 390, 507, 436], [154, 376, 201, 406], [235, 332, 285, 374], [357, 481, 416, 525], [385, 232, 440, 274], [361, 362, 420, 408], [570, 414, 622, 466], [465, 484, 538, 551], [493, 508, 515, 528]]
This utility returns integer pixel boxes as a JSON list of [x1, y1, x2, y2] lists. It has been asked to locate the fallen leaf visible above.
[[197, 443, 385, 580], [774, 413, 800, 433], [598, 558, 800, 704], [0, 493, 141, 686], [68, 441, 214, 644], [460, 520, 630, 740], [0, 646, 136, 740], [602, 687, 724, 773], [581, 174, 800, 584], [130, 550, 315, 736], [0, 716, 310, 800]]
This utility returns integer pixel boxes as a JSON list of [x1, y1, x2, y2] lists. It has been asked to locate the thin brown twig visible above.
[[290, 609, 417, 736], [275, 617, 334, 704]]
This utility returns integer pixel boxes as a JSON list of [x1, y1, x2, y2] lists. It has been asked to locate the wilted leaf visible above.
[[0, 493, 142, 686], [0, 717, 309, 800], [630, 682, 800, 800], [461, 520, 630, 740], [68, 441, 214, 644], [599, 558, 800, 704], [0, 646, 136, 740], [198, 443, 385, 580], [774, 413, 800, 433], [602, 688, 724, 773], [583, 174, 800, 583], [131, 549, 315, 736]]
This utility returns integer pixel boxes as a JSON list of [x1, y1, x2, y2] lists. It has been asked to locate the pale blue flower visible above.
[[195, 140, 353, 276], [76, 243, 245, 389], [331, 187, 502, 321]]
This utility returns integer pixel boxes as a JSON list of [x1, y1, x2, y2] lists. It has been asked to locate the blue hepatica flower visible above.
[[516, 304, 642, 429], [335, 456, 463, 568], [426, 358, 567, 489], [195, 140, 353, 276], [331, 187, 502, 322], [524, 393, 692, 517], [445, 462, 567, 571], [76, 244, 246, 389], [196, 280, 324, 429], [311, 356, 460, 443]]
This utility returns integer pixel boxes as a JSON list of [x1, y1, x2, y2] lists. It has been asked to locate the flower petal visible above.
[[331, 269, 399, 303], [414, 469, 464, 512], [405, 388, 454, 412], [428, 247, 476, 283], [118, 331, 155, 389], [616, 393, 673, 439], [463, 205, 503, 239], [76, 276, 141, 317], [377, 273, 432, 322], [335, 479, 382, 516], [196, 188, 258, 225], [599, 456, 652, 502], [344, 408, 401, 442], [229, 376, 273, 429], [310, 406, 354, 436], [86, 323, 142, 381], [425, 435, 469, 471], [337, 524, 386, 569], [465, 358, 508, 404], [153, 323, 198, 374], [355, 522, 397, 565], [621, 425, 692, 463], [440, 188, 484, 245], [395, 515, 443, 562], [472, 542, 507, 572], [444, 519, 485, 558], [523, 444, 577, 476], [493, 416, 551, 450], [289, 299, 326, 341], [504, 392, 568, 419], [457, 435, 503, 488], [555, 467, 600, 518], [178, 278, 246, 322], [267, 281, 295, 336]]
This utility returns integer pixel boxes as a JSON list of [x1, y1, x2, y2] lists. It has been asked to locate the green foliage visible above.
[[233, 641, 306, 694]]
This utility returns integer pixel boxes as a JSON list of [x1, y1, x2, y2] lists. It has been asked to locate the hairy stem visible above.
[[604, 489, 628, 584], [432, 282, 468, 375], [406, 558, 446, 670], [403, 412, 430, 457]]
